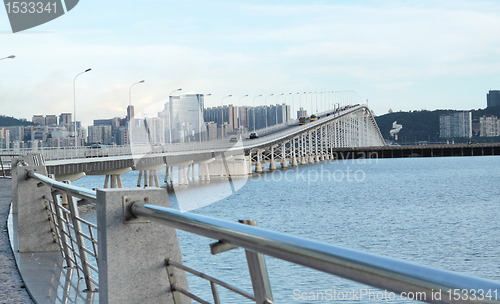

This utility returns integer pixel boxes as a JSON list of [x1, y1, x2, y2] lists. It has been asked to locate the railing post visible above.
[[96, 188, 190, 304], [11, 155, 59, 252], [239, 219, 274, 304]]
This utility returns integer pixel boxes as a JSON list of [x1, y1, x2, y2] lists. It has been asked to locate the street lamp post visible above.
[[129, 80, 145, 106], [300, 92, 306, 117], [292, 92, 299, 119], [264, 94, 273, 129], [73, 68, 91, 151], [252, 95, 262, 131], [314, 92, 318, 114], [168, 88, 182, 144], [275, 93, 284, 126], [283, 93, 292, 124], [238, 95, 248, 134], [0, 55, 15, 61], [220, 94, 232, 138], [200, 93, 211, 142]]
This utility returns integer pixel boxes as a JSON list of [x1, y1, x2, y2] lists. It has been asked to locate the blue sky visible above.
[[1, 0, 500, 126]]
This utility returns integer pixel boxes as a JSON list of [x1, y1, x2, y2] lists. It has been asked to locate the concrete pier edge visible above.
[[0, 178, 34, 303]]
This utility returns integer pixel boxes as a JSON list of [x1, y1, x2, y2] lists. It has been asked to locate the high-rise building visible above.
[[480, 115, 500, 137], [439, 111, 472, 138], [127, 105, 135, 123], [297, 108, 307, 119], [45, 115, 57, 126], [164, 94, 205, 143], [88, 125, 113, 144], [238, 106, 251, 131], [0, 128, 10, 149], [32, 115, 45, 126], [59, 113, 72, 126], [487, 90, 500, 108]]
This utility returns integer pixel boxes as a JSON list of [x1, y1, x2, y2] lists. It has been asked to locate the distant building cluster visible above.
[[439, 111, 472, 138], [129, 94, 292, 144], [2, 93, 294, 149]]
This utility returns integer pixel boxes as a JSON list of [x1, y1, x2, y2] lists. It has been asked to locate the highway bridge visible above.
[[1, 104, 385, 187]]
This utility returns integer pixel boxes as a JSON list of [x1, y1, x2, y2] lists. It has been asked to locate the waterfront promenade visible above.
[[0, 178, 33, 303]]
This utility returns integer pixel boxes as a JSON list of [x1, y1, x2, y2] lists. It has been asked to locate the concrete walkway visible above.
[[0, 178, 34, 304]]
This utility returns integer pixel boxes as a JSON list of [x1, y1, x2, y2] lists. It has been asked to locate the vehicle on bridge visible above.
[[299, 116, 309, 125], [249, 132, 259, 139], [310, 114, 317, 121], [85, 143, 109, 158]]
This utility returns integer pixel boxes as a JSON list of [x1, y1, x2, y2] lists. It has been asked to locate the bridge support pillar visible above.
[[292, 157, 297, 166], [270, 147, 276, 170], [255, 151, 263, 173], [308, 156, 314, 164], [315, 155, 320, 162], [164, 166, 169, 183], [177, 166, 189, 185], [255, 162, 263, 172], [281, 159, 288, 168], [325, 155, 330, 160], [104, 174, 123, 188], [281, 141, 288, 168]]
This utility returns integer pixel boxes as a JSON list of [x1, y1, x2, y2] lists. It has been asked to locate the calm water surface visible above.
[[75, 156, 500, 303]]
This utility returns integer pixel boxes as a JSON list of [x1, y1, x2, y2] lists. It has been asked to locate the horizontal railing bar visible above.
[[172, 284, 211, 304], [84, 261, 98, 273], [75, 217, 98, 229], [28, 171, 97, 203], [79, 233, 98, 247], [81, 246, 97, 259], [131, 202, 500, 304], [87, 276, 99, 287], [167, 259, 255, 301]]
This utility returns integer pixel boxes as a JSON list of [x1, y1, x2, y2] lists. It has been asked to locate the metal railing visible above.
[[26, 169, 500, 303], [130, 202, 500, 304], [28, 171, 99, 292]]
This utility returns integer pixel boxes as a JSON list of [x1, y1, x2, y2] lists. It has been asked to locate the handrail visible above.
[[130, 202, 500, 304], [27, 171, 96, 202]]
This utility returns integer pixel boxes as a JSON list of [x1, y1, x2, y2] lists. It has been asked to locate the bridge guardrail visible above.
[[18, 165, 500, 304]]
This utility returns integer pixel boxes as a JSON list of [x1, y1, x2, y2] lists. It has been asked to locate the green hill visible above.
[[374, 106, 500, 144], [0, 115, 32, 127]]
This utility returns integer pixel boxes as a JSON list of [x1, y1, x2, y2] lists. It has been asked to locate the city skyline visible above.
[[2, 1, 500, 126]]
